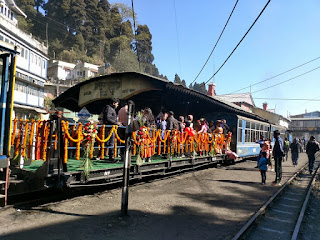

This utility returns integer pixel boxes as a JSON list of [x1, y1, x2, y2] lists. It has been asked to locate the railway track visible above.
[[232, 157, 320, 240], [1, 157, 238, 208]]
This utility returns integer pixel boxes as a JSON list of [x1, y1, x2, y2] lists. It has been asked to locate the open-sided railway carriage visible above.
[[2, 71, 291, 203], [47, 72, 270, 187]]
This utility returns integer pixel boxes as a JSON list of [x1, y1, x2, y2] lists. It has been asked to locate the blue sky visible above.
[[110, 0, 320, 117]]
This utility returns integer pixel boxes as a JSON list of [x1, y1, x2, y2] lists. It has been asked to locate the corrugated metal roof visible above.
[[215, 93, 255, 107], [53, 72, 267, 122]]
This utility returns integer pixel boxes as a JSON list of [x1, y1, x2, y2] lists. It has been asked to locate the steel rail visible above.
[[291, 155, 320, 240], [231, 162, 309, 240]]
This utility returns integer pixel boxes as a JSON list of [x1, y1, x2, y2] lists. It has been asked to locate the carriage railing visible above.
[[10, 119, 233, 168], [132, 127, 231, 159]]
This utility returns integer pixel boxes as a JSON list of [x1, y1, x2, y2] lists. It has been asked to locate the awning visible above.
[[13, 103, 48, 114]]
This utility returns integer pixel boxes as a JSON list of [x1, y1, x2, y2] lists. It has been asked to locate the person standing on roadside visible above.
[[283, 138, 290, 161], [290, 138, 301, 167], [258, 151, 268, 185], [306, 136, 320, 174], [272, 130, 284, 185]]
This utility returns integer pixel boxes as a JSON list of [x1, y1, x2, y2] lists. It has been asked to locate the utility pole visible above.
[[121, 100, 135, 215], [131, 0, 140, 72], [46, 23, 49, 48]]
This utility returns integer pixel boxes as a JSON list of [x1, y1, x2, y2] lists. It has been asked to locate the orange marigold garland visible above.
[[76, 123, 83, 160], [61, 121, 84, 160], [21, 119, 29, 158], [28, 120, 35, 159], [14, 119, 23, 157], [11, 118, 18, 146], [35, 120, 42, 160], [100, 125, 105, 159], [42, 122, 50, 161]]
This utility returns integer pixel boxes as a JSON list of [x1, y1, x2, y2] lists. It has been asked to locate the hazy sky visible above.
[[110, 0, 320, 117]]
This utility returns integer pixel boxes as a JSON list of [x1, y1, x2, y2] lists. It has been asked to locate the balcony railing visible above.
[[289, 126, 320, 132]]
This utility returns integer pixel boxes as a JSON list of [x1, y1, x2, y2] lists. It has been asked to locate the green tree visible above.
[[34, 0, 44, 12], [135, 25, 154, 64], [109, 6, 122, 38], [174, 74, 182, 84], [83, 0, 99, 56], [15, 0, 36, 33], [112, 2, 136, 24], [68, 0, 86, 33], [44, 0, 71, 50], [74, 33, 85, 52], [191, 82, 207, 94], [58, 49, 77, 62], [111, 48, 139, 72]]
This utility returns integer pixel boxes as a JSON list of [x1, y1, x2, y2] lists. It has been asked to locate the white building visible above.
[[72, 62, 99, 80], [0, 0, 48, 118], [46, 60, 100, 97]]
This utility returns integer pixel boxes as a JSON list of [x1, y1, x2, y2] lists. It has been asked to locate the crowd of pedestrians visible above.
[[257, 130, 320, 186]]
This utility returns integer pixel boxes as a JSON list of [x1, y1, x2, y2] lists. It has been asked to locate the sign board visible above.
[[78, 75, 160, 107], [78, 107, 91, 121]]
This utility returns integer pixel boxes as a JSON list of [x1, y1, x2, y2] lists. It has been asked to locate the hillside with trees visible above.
[[15, 0, 167, 78]]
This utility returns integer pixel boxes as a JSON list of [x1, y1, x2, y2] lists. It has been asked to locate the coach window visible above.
[[238, 120, 243, 143], [245, 121, 251, 142], [251, 123, 256, 142], [21, 47, 24, 58], [305, 120, 316, 128]]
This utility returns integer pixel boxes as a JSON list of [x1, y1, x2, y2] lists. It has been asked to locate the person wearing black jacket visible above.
[[272, 130, 284, 185], [103, 98, 120, 162], [306, 136, 320, 174], [166, 111, 179, 130]]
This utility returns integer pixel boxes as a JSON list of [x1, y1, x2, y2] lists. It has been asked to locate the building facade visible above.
[[0, 0, 48, 118], [212, 90, 290, 128], [289, 111, 320, 141], [46, 60, 100, 97]]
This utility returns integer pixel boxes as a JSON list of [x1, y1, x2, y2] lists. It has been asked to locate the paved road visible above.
[[0, 153, 310, 240]]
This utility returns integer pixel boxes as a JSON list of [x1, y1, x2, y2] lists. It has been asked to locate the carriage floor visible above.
[[23, 155, 210, 173]]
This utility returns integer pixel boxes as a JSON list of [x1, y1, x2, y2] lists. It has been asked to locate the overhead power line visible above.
[[229, 56, 320, 94], [253, 97, 320, 101], [204, 0, 271, 85], [173, 0, 182, 75], [251, 66, 320, 94], [191, 0, 239, 84]]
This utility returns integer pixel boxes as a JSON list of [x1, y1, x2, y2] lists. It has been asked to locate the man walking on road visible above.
[[284, 138, 290, 161], [306, 136, 320, 174], [272, 130, 284, 185]]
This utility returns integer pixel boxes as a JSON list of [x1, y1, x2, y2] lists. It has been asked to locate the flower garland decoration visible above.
[[42, 121, 50, 161], [14, 119, 23, 157], [28, 120, 35, 159], [81, 121, 98, 179], [35, 120, 42, 160], [100, 125, 105, 159], [11, 118, 18, 146], [21, 119, 29, 158], [62, 121, 84, 161], [132, 127, 148, 165]]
